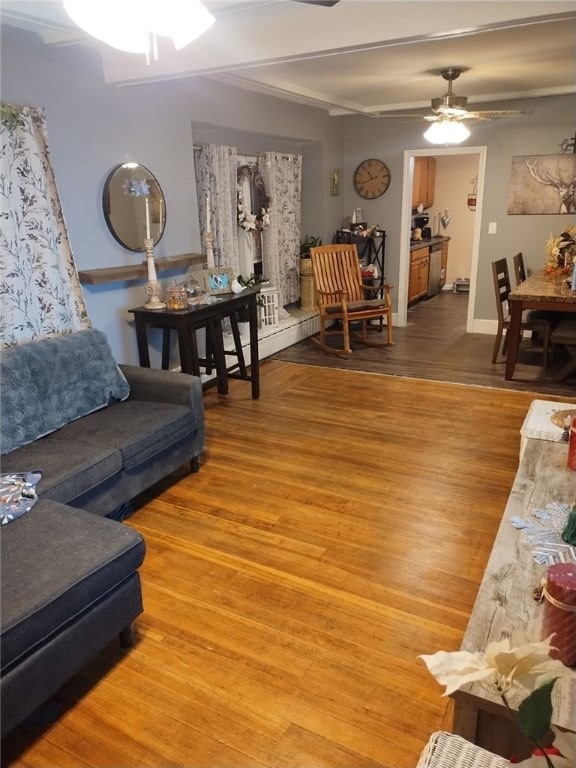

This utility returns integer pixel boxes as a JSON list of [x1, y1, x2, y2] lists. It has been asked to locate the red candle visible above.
[[542, 563, 576, 667], [568, 415, 576, 471]]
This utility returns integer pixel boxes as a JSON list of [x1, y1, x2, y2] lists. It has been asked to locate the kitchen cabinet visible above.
[[411, 156, 436, 210], [440, 239, 449, 289], [408, 245, 429, 303]]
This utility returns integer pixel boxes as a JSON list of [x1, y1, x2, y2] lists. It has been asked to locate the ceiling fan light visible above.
[[63, 0, 150, 53], [63, 0, 214, 54], [424, 120, 470, 145], [148, 0, 215, 50]]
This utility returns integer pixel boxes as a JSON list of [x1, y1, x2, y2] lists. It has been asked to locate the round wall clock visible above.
[[353, 158, 391, 199]]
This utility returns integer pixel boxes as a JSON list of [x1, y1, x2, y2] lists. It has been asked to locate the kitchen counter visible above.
[[409, 235, 450, 251]]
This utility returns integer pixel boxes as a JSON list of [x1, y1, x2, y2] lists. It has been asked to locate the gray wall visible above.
[[2, 24, 575, 361], [342, 95, 576, 325], [1, 26, 344, 364]]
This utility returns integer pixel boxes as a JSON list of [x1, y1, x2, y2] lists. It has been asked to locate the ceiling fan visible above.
[[376, 67, 533, 122]]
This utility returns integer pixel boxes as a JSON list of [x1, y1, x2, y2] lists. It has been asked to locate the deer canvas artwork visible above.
[[507, 154, 576, 214]]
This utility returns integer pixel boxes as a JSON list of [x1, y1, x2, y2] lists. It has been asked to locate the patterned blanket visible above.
[[0, 471, 42, 525]]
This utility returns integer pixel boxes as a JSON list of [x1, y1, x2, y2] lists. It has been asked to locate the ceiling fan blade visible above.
[[463, 109, 534, 119], [372, 113, 428, 119], [293, 0, 340, 6]]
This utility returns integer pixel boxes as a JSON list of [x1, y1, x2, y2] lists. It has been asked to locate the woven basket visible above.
[[416, 732, 509, 768], [300, 258, 317, 310]]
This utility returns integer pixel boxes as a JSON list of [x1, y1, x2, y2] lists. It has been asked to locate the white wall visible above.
[[433, 155, 480, 286]]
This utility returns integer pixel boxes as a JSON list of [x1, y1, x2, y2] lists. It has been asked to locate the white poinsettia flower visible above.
[[420, 637, 574, 697], [419, 649, 496, 695]]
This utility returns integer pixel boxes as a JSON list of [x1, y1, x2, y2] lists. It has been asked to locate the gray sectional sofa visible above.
[[0, 328, 205, 735], [1, 328, 205, 517]]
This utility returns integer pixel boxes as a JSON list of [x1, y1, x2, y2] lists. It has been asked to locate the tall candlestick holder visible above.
[[143, 238, 166, 310], [204, 231, 215, 268]]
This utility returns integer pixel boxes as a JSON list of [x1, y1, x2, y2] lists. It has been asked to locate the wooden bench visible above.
[[451, 438, 576, 758]]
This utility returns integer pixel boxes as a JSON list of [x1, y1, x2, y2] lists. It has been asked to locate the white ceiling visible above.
[[2, 0, 576, 118]]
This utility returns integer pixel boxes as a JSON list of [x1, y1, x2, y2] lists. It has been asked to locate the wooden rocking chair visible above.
[[309, 243, 394, 355]]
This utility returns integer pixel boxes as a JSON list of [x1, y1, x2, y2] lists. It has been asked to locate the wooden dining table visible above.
[[506, 269, 576, 380]]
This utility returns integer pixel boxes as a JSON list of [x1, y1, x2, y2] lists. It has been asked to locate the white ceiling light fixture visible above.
[[423, 119, 471, 145], [63, 0, 215, 58]]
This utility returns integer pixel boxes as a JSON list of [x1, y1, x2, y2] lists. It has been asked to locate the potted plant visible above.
[[300, 234, 323, 258], [235, 273, 268, 332]]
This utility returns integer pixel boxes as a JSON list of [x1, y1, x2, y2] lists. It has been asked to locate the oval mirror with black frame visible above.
[[103, 163, 166, 252]]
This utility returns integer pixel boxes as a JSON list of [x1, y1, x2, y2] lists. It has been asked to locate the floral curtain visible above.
[[260, 152, 302, 307], [194, 144, 239, 273], [194, 144, 302, 308], [0, 104, 90, 347]]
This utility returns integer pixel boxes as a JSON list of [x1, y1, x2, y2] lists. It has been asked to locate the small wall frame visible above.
[[330, 168, 340, 197], [203, 268, 233, 295]]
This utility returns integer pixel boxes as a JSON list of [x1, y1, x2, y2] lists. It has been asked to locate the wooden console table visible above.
[[128, 287, 260, 399], [452, 438, 575, 758]]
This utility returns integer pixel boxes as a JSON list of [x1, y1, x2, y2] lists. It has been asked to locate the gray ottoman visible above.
[[0, 499, 145, 736]]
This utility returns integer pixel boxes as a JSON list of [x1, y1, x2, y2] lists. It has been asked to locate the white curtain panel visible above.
[[260, 152, 302, 307], [0, 105, 90, 347], [194, 143, 239, 273]]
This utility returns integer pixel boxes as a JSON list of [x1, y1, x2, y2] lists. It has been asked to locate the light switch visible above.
[[488, 222, 497, 234]]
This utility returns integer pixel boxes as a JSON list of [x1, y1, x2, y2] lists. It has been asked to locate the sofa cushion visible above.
[[1, 329, 129, 455], [0, 499, 145, 674], [0, 437, 122, 504], [53, 400, 197, 471]]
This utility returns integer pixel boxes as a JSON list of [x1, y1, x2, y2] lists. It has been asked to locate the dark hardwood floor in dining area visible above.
[[1, 361, 573, 768], [274, 290, 576, 397]]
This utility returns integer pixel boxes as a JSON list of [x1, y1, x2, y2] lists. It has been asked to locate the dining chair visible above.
[[550, 320, 576, 380], [309, 243, 393, 354], [513, 251, 560, 340], [491, 258, 552, 367], [512, 252, 527, 287]]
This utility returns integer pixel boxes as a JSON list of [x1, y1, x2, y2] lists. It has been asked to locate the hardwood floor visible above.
[[2, 362, 571, 768], [274, 291, 576, 397]]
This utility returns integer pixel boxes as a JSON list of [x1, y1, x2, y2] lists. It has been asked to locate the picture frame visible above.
[[203, 268, 233, 295], [330, 168, 340, 197], [507, 154, 576, 215]]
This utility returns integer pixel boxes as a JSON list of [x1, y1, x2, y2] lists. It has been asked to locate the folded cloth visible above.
[[0, 471, 42, 525]]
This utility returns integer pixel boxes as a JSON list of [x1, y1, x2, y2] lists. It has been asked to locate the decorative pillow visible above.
[[1, 329, 129, 455], [0, 471, 42, 525]]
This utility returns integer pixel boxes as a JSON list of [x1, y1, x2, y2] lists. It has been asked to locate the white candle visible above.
[[145, 197, 151, 240], [206, 192, 211, 233]]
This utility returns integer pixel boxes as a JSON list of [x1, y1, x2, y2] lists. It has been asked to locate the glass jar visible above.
[[166, 282, 187, 311], [185, 276, 202, 304]]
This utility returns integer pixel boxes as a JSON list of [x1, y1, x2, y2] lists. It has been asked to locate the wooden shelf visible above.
[[78, 253, 205, 285]]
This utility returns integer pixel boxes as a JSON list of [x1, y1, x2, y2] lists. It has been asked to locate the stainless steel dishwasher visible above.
[[427, 241, 443, 296]]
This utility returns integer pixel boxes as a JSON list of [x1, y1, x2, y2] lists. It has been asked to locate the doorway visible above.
[[397, 146, 487, 331]]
